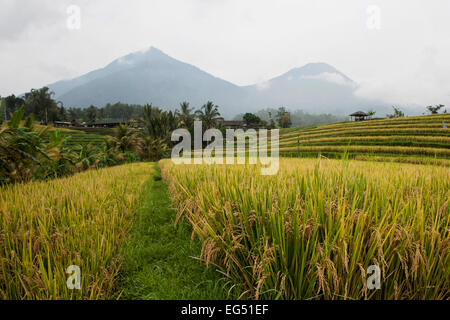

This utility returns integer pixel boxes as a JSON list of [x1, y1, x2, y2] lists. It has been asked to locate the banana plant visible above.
[[0, 106, 49, 184]]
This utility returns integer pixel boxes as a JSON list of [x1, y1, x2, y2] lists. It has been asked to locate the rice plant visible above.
[[280, 135, 450, 145], [160, 158, 450, 299], [279, 145, 450, 157], [280, 128, 450, 141], [0, 163, 152, 299]]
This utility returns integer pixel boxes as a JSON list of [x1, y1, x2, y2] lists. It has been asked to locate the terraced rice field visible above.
[[40, 126, 108, 147], [60, 132, 107, 147], [68, 127, 117, 137], [277, 114, 450, 161]]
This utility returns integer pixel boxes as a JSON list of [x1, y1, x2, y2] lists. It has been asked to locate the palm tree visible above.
[[113, 124, 142, 153], [140, 104, 178, 141], [141, 137, 169, 161], [195, 101, 221, 129], [139, 104, 178, 160], [176, 101, 195, 132]]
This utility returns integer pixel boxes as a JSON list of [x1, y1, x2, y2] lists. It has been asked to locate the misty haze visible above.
[[0, 0, 449, 308]]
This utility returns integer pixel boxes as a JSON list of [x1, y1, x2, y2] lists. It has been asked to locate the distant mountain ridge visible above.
[[46, 46, 388, 118]]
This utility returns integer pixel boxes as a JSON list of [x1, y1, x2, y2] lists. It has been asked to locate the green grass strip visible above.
[[118, 163, 230, 300]]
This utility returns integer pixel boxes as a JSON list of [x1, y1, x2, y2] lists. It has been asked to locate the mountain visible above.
[[241, 62, 386, 115], [46, 46, 388, 118], [48, 47, 245, 117]]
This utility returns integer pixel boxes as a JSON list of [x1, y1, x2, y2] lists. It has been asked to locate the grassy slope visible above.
[[61, 132, 107, 146], [118, 163, 229, 300], [68, 126, 117, 137], [29, 124, 109, 147]]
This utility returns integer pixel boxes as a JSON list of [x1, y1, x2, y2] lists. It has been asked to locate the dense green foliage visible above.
[[243, 112, 262, 126], [0, 107, 139, 185], [0, 100, 226, 185], [2, 88, 67, 123], [235, 108, 345, 127], [68, 102, 145, 123]]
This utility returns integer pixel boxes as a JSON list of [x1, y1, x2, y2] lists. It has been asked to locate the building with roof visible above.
[[349, 111, 370, 121]]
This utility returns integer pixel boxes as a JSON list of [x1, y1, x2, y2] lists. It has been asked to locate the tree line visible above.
[[386, 104, 447, 118], [235, 107, 345, 128], [1, 87, 447, 126], [0, 88, 145, 124], [0, 99, 226, 185], [1, 88, 66, 123]]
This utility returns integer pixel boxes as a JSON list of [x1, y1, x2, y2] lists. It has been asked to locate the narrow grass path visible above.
[[118, 163, 229, 300]]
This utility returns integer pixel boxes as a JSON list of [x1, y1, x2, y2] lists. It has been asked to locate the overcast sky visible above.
[[1, 0, 450, 111]]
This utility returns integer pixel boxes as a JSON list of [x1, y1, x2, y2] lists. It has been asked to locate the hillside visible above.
[[277, 114, 450, 164], [45, 47, 388, 118], [34, 124, 108, 147], [50, 114, 450, 161]]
